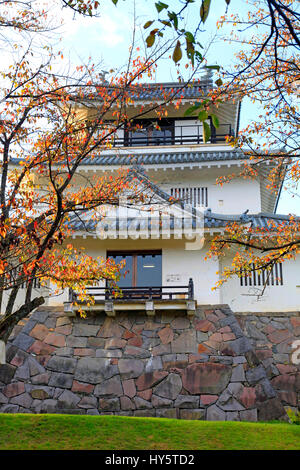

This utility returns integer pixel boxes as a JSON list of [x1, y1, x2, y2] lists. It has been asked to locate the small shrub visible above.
[[287, 408, 300, 425]]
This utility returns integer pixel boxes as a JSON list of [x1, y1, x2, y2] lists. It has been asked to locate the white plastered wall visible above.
[[47, 236, 222, 306], [220, 255, 300, 312]]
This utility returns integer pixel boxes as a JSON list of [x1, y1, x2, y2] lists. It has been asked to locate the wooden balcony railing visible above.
[[70, 278, 194, 303], [112, 124, 233, 147]]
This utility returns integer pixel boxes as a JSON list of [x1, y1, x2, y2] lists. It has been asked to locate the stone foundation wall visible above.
[[236, 312, 300, 411], [0, 305, 299, 421]]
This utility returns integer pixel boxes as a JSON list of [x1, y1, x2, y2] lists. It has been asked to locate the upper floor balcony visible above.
[[111, 121, 234, 148]]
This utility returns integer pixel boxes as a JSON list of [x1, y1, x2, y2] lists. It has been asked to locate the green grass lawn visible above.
[[0, 414, 299, 450]]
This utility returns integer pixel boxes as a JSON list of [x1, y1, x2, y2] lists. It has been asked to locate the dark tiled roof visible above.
[[80, 77, 214, 103], [66, 169, 296, 234], [81, 149, 245, 166], [9, 149, 247, 168], [68, 210, 296, 234], [124, 80, 213, 101], [203, 211, 296, 229]]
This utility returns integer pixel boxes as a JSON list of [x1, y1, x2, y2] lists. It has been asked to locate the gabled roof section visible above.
[[68, 208, 296, 235], [76, 75, 215, 105], [66, 168, 296, 236], [81, 148, 246, 167], [204, 210, 297, 229]]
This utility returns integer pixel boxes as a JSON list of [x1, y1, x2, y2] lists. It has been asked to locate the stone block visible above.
[[21, 320, 37, 336], [219, 316, 236, 328], [182, 362, 231, 394], [196, 331, 209, 343], [158, 327, 174, 345], [239, 409, 258, 422], [277, 390, 297, 406], [99, 397, 120, 411], [206, 404, 226, 421], [56, 316, 72, 327], [3, 381, 25, 398], [87, 337, 105, 348], [118, 359, 144, 379], [47, 356, 77, 374], [30, 324, 49, 341], [71, 381, 94, 394], [73, 324, 100, 337], [96, 349, 122, 358], [174, 395, 200, 409], [171, 330, 198, 354], [195, 319, 215, 332], [245, 365, 267, 385], [94, 376, 123, 397], [30, 389, 50, 400], [30, 310, 49, 323], [98, 318, 124, 338], [122, 379, 136, 398], [12, 333, 35, 352], [144, 356, 163, 372], [231, 364, 246, 382], [123, 346, 150, 359], [120, 396, 135, 411], [156, 408, 177, 419], [44, 333, 66, 348], [78, 396, 98, 409], [75, 357, 118, 384], [9, 349, 26, 367], [152, 344, 171, 356], [245, 323, 267, 341], [224, 337, 252, 356], [153, 373, 182, 400], [57, 389, 81, 409], [257, 397, 286, 421], [237, 386, 256, 409], [0, 404, 19, 413], [48, 373, 73, 389], [31, 373, 50, 385], [28, 357, 46, 376], [179, 409, 205, 420], [67, 336, 87, 348], [200, 395, 218, 406], [217, 393, 245, 412], [134, 409, 156, 417], [40, 399, 58, 413], [226, 412, 240, 421], [133, 397, 152, 410], [0, 392, 8, 404], [28, 340, 56, 356], [73, 348, 94, 357], [87, 409, 100, 415], [105, 338, 127, 349], [58, 409, 86, 415], [55, 325, 73, 336], [230, 322, 244, 338], [151, 394, 173, 408], [171, 317, 190, 330], [14, 362, 30, 381], [265, 364, 279, 380], [267, 329, 293, 344], [128, 335, 143, 348]]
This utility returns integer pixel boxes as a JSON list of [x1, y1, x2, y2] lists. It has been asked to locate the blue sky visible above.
[[54, 0, 299, 216]]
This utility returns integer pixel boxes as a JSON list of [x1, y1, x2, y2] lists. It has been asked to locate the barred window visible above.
[[170, 187, 208, 206], [240, 263, 283, 287]]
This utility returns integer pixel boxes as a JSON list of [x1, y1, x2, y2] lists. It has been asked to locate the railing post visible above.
[[188, 278, 194, 300]]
